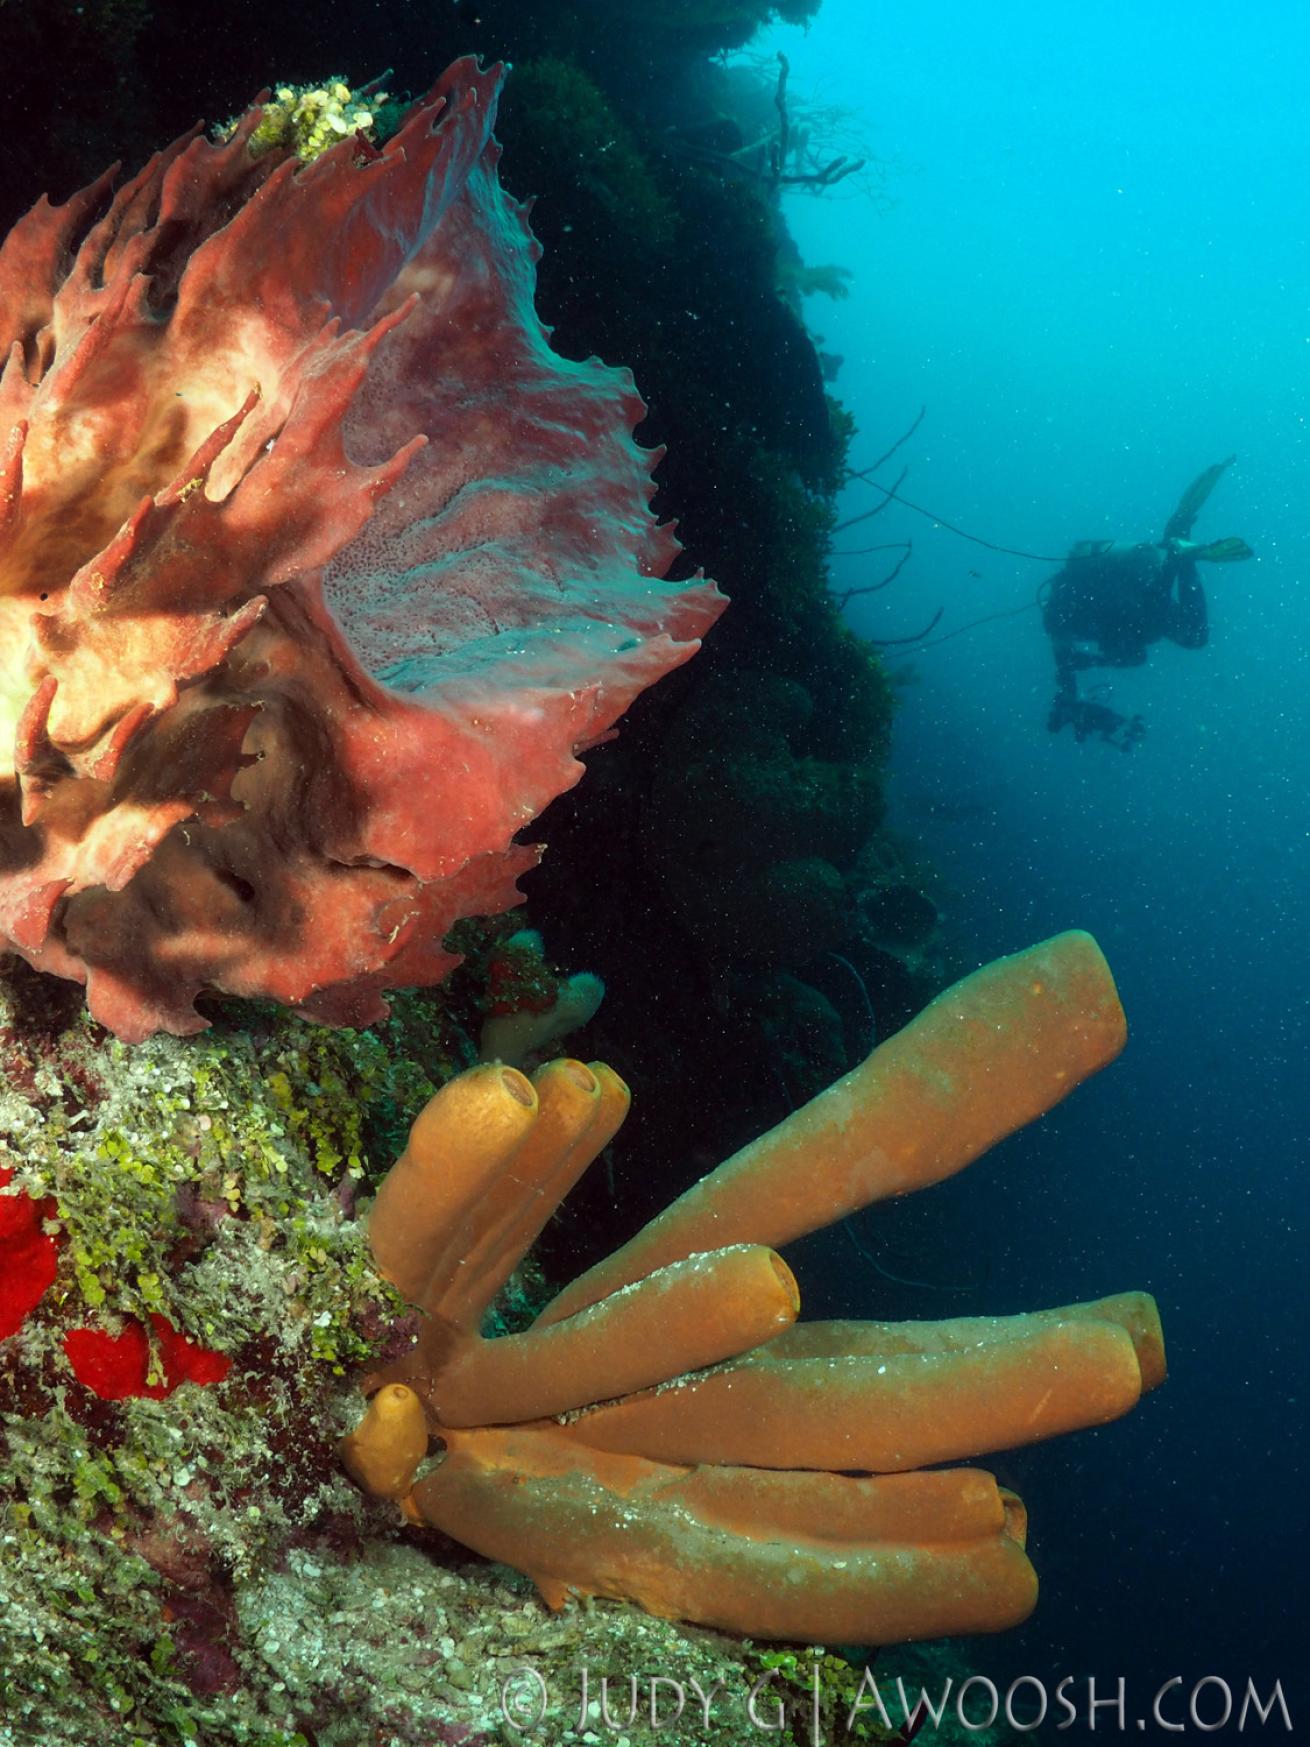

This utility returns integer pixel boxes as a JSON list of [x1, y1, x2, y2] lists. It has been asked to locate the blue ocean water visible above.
[[762, 0, 1306, 1726]]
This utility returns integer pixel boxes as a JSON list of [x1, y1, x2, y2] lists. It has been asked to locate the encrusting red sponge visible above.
[[2, 1167, 229, 1400], [63, 1313, 231, 1401], [0, 1165, 58, 1340]]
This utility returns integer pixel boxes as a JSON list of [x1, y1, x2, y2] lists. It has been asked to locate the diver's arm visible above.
[[1165, 561, 1208, 649]]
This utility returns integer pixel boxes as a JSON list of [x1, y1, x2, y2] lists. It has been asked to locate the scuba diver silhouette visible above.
[[1042, 456, 1253, 749]]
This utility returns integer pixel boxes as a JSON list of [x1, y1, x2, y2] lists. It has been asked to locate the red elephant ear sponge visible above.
[[0, 60, 723, 1041]]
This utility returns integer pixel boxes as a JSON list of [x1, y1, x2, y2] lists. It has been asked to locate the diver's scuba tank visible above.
[[1062, 539, 1164, 589], [1067, 538, 1119, 563], [1063, 536, 1251, 576]]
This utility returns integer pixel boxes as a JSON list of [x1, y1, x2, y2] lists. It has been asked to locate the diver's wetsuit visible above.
[[1044, 539, 1208, 674], [1043, 540, 1207, 746]]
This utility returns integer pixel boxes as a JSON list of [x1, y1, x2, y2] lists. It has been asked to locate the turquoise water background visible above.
[[764, 0, 1306, 1720]]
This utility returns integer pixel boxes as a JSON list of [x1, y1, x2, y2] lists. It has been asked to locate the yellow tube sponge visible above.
[[348, 933, 1163, 1647]]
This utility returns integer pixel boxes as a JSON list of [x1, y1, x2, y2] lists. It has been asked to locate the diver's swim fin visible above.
[[1162, 455, 1236, 542], [1186, 535, 1254, 563]]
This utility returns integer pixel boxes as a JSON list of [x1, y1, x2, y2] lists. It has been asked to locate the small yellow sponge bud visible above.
[[341, 1383, 429, 1500]]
